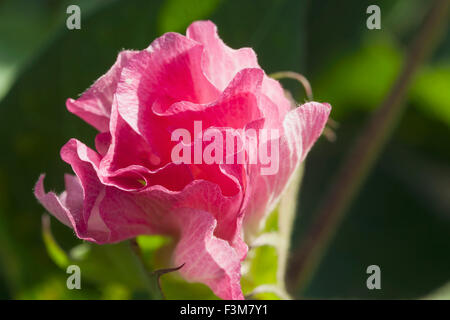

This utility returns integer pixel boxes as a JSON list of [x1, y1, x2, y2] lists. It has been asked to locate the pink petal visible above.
[[35, 141, 247, 299], [34, 173, 111, 243], [97, 97, 194, 192], [94, 132, 111, 156], [34, 174, 73, 228], [116, 32, 220, 141], [244, 102, 331, 236], [173, 208, 243, 300], [296, 102, 332, 161], [66, 50, 137, 132], [59, 139, 112, 242], [186, 21, 291, 124], [261, 76, 292, 122], [186, 20, 259, 91], [156, 68, 264, 132], [98, 188, 246, 299]]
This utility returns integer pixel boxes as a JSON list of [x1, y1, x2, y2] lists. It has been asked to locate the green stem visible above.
[[287, 0, 449, 295], [277, 165, 303, 292], [129, 239, 164, 299]]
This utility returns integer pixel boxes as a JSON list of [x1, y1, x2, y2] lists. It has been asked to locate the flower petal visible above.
[[156, 68, 264, 132], [244, 102, 331, 237], [34, 173, 111, 243], [34, 174, 73, 228], [187, 20, 291, 124], [173, 208, 244, 300], [66, 50, 137, 132], [116, 32, 220, 140], [186, 20, 259, 91], [98, 97, 194, 192]]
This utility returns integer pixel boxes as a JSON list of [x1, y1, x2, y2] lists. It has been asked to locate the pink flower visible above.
[[34, 21, 330, 299]]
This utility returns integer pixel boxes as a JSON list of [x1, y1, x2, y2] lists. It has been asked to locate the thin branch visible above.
[[287, 0, 449, 294]]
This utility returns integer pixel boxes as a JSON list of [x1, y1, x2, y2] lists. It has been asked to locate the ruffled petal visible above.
[[173, 208, 243, 300], [156, 68, 264, 132], [98, 97, 194, 192], [244, 102, 331, 237], [186, 20, 259, 91], [35, 174, 74, 228], [186, 20, 291, 124], [66, 50, 137, 132], [116, 32, 220, 141], [35, 140, 247, 264], [261, 76, 292, 121], [34, 173, 111, 243]]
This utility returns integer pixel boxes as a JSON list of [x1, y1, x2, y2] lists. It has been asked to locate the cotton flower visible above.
[[34, 21, 330, 299]]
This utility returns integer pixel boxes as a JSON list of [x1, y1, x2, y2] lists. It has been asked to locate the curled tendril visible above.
[[270, 71, 313, 101], [270, 71, 339, 142]]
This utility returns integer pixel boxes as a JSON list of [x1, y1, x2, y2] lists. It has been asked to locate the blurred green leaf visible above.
[[410, 65, 450, 127], [0, 0, 110, 102], [73, 242, 154, 292], [314, 37, 402, 119], [160, 274, 219, 300], [157, 0, 222, 34], [42, 216, 162, 298], [69, 243, 91, 261], [17, 276, 99, 300], [101, 283, 131, 300], [137, 235, 170, 251], [136, 234, 173, 272]]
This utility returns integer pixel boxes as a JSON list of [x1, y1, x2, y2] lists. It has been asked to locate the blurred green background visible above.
[[0, 0, 449, 299]]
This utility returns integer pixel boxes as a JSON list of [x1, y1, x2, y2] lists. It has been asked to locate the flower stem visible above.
[[129, 238, 164, 299], [287, 0, 449, 295], [277, 165, 303, 292]]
